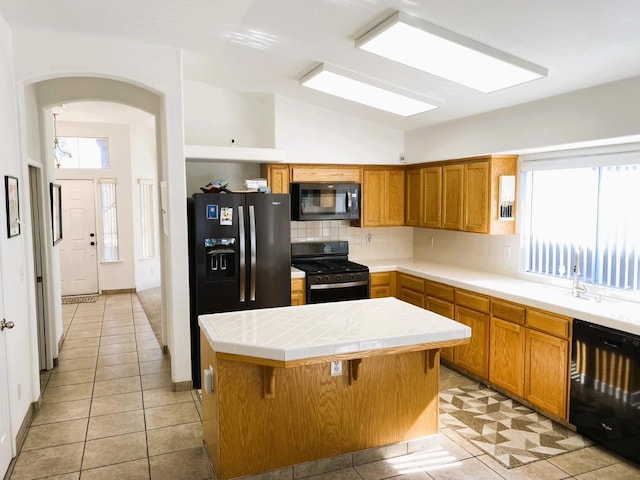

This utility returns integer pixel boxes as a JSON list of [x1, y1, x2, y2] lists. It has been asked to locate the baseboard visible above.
[[15, 398, 40, 456], [173, 380, 193, 392], [101, 288, 136, 295]]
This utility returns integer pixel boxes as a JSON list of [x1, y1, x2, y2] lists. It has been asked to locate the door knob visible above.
[[90, 241, 96, 246], [90, 233, 95, 237], [1, 319, 15, 331]]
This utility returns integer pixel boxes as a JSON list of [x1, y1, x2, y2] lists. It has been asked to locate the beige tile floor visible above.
[[6, 293, 640, 480], [7, 293, 210, 480]]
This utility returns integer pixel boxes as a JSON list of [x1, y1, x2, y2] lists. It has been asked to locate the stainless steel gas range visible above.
[[291, 241, 369, 304]]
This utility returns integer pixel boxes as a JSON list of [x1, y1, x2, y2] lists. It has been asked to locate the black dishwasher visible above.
[[570, 319, 640, 464]]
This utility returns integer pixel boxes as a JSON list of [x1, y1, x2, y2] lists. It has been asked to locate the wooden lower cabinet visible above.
[[201, 331, 441, 480], [291, 278, 305, 306], [397, 273, 425, 308], [369, 272, 395, 298], [425, 280, 455, 363], [489, 317, 525, 397], [524, 328, 569, 418], [427, 297, 455, 362], [454, 306, 489, 378]]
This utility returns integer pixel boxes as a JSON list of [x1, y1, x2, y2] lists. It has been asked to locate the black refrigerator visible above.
[[188, 192, 291, 387]]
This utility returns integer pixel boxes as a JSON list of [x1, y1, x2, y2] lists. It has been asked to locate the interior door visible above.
[[29, 167, 48, 370], [59, 179, 99, 295], [0, 257, 15, 476]]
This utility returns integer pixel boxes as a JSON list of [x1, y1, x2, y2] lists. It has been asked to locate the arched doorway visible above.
[[30, 78, 169, 371]]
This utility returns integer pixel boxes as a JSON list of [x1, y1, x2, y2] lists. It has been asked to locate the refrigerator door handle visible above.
[[249, 205, 257, 302], [238, 206, 246, 303]]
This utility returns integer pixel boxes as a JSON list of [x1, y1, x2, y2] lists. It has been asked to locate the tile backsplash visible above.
[[413, 228, 521, 276], [290, 221, 521, 275], [290, 221, 413, 261]]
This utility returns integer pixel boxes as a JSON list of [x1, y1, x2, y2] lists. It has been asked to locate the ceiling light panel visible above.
[[300, 64, 438, 117], [357, 11, 547, 93]]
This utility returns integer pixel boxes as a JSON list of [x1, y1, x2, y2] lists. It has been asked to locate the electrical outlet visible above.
[[330, 361, 342, 377], [504, 246, 511, 260]]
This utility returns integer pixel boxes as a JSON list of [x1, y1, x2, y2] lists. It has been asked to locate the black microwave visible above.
[[290, 183, 360, 221]]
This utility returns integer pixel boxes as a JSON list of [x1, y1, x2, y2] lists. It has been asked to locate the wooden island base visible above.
[[201, 333, 445, 480]]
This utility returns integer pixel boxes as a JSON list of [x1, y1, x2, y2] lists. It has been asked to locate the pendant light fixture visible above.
[[53, 113, 72, 168]]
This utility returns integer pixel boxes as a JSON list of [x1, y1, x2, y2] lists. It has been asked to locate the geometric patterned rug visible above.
[[439, 383, 593, 468], [61, 294, 99, 304]]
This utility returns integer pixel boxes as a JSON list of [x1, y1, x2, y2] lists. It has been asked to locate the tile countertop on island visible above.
[[198, 297, 471, 363], [358, 258, 640, 337]]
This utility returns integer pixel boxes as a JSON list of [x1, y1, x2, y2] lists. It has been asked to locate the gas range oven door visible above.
[[306, 275, 369, 304]]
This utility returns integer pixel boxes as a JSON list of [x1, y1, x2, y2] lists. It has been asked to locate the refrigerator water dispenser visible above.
[[204, 238, 236, 279]]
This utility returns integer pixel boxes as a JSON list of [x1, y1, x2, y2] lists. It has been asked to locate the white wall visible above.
[[11, 28, 191, 388], [0, 13, 38, 453], [130, 119, 161, 292], [274, 95, 404, 165], [183, 80, 275, 147], [185, 161, 262, 195], [405, 75, 640, 163]]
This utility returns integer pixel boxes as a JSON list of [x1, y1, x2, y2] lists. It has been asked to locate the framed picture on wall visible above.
[[4, 175, 20, 238], [50, 183, 62, 246]]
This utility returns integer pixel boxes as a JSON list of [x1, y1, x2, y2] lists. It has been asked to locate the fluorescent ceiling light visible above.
[[300, 63, 438, 117], [357, 11, 547, 93]]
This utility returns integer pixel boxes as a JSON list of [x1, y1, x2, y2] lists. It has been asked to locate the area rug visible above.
[[61, 294, 99, 304], [136, 287, 163, 347], [439, 383, 592, 468]]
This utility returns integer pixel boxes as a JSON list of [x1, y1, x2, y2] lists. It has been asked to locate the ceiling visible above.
[[2, 0, 640, 131]]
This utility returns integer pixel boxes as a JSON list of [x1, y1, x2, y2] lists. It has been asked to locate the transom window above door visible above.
[[56, 137, 110, 169]]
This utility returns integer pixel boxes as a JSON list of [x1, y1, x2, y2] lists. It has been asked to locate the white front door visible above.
[[0, 258, 15, 476], [59, 179, 99, 295]]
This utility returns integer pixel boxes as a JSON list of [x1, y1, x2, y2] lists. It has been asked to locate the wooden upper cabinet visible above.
[[290, 165, 362, 183], [423, 166, 442, 229], [405, 167, 424, 227], [463, 161, 489, 233], [361, 169, 384, 226], [408, 155, 517, 234], [261, 164, 290, 194], [355, 166, 405, 227], [442, 164, 464, 230], [405, 165, 441, 228], [385, 168, 405, 225]]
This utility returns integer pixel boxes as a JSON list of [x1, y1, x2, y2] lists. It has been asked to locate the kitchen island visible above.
[[198, 297, 471, 480]]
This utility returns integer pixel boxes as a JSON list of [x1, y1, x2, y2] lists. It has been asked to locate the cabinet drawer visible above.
[[492, 299, 525, 325], [370, 272, 392, 287], [526, 309, 570, 338], [455, 289, 490, 313], [399, 288, 425, 308], [425, 280, 454, 303], [426, 296, 454, 319], [398, 274, 425, 294]]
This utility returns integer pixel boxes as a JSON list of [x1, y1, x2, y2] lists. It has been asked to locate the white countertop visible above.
[[198, 297, 471, 362], [360, 258, 640, 336]]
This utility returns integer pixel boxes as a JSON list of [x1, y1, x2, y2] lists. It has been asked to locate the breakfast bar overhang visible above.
[[198, 297, 471, 480]]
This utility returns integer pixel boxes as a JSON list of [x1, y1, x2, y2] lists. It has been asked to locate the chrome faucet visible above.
[[572, 250, 587, 297]]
